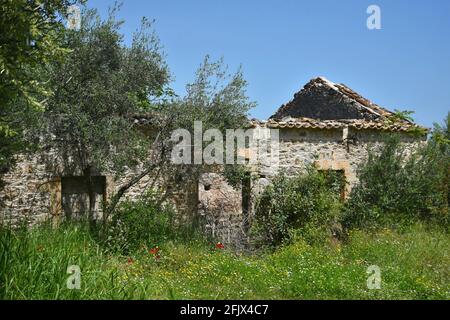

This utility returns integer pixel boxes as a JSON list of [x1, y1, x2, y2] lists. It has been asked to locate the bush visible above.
[[252, 167, 344, 247], [102, 190, 183, 254], [344, 134, 449, 230]]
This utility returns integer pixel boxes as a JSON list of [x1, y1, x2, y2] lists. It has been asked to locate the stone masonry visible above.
[[0, 77, 428, 247]]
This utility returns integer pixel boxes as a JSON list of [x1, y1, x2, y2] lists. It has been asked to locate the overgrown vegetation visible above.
[[252, 118, 449, 248], [252, 168, 344, 247], [0, 220, 448, 299], [344, 134, 449, 230], [100, 191, 200, 254], [40, 5, 171, 218], [1, 118, 449, 299], [1, 0, 449, 301], [0, 0, 80, 179], [37, 5, 254, 219]]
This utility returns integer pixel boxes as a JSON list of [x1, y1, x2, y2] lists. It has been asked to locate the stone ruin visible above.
[[0, 77, 427, 247]]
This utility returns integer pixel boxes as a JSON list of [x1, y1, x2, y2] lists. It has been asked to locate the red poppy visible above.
[[149, 246, 160, 255], [155, 254, 161, 261], [215, 242, 225, 249], [127, 257, 134, 264]]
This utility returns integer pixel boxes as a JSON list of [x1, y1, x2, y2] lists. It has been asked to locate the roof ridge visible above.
[[270, 76, 405, 122], [312, 77, 392, 118]]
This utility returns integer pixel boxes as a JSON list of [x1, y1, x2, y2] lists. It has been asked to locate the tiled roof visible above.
[[331, 81, 393, 118], [130, 77, 428, 134], [266, 76, 427, 133], [271, 77, 409, 122], [250, 117, 427, 133]]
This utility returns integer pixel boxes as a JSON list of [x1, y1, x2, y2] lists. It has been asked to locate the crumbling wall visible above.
[[195, 126, 426, 248], [113, 167, 199, 223], [0, 154, 57, 225], [198, 172, 248, 248], [1, 127, 425, 249], [0, 155, 199, 227]]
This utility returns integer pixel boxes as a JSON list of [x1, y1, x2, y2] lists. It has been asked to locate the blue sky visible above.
[[88, 0, 450, 128]]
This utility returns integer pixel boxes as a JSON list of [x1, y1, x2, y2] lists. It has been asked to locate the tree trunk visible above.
[[104, 163, 158, 221]]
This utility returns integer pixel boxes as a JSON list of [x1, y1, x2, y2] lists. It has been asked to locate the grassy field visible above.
[[0, 222, 448, 300]]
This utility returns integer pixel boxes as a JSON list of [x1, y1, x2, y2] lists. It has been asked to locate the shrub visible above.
[[102, 190, 182, 254], [252, 167, 344, 247], [344, 134, 449, 230]]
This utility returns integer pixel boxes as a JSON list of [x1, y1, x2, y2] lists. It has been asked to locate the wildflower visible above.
[[155, 254, 161, 261], [149, 246, 160, 255], [37, 244, 44, 252], [127, 257, 134, 264], [215, 242, 224, 249]]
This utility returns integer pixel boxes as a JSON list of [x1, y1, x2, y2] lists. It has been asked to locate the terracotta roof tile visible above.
[[249, 117, 428, 133]]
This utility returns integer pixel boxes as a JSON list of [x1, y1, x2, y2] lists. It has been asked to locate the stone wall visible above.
[[198, 173, 248, 247], [113, 166, 199, 223], [0, 154, 58, 225], [195, 126, 426, 247], [1, 127, 425, 248], [0, 154, 199, 227]]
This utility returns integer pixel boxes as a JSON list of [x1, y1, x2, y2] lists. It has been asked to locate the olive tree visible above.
[[106, 56, 256, 217], [0, 0, 80, 179], [42, 7, 170, 218], [42, 6, 255, 221]]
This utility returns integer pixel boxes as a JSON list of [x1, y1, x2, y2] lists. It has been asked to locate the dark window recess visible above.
[[61, 176, 106, 219], [204, 184, 211, 191], [61, 176, 106, 195]]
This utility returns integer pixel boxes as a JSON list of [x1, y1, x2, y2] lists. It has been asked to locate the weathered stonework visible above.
[[0, 77, 428, 248], [198, 173, 248, 247]]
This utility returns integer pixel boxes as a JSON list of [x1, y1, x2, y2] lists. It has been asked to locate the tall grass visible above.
[[1, 221, 448, 299], [0, 222, 122, 299]]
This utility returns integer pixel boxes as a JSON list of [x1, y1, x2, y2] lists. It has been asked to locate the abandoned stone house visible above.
[[0, 76, 427, 246]]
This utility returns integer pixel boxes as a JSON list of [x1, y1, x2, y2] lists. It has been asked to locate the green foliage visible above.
[[42, 6, 170, 176], [124, 56, 257, 211], [385, 110, 428, 136], [252, 168, 344, 247], [0, 221, 113, 299], [430, 112, 450, 210], [390, 109, 415, 123], [431, 111, 450, 147], [0, 0, 79, 178], [38, 9, 255, 215], [102, 190, 190, 254], [1, 221, 448, 299], [344, 134, 449, 229], [163, 55, 255, 157], [222, 164, 251, 189], [178, 55, 255, 131], [0, 0, 77, 110]]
